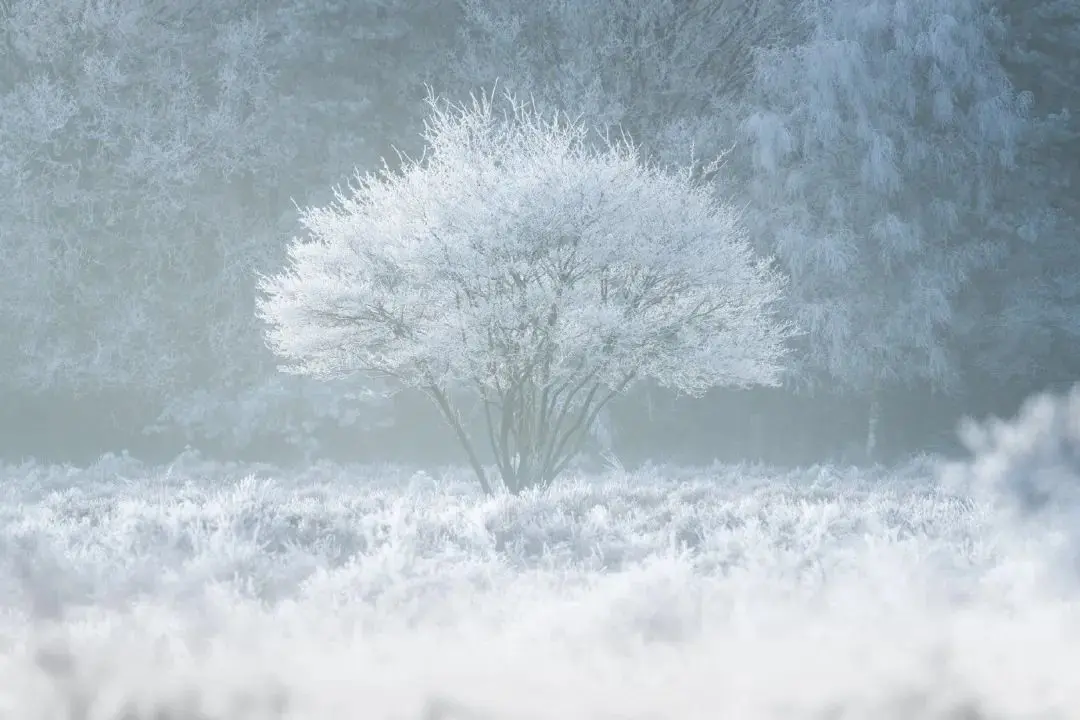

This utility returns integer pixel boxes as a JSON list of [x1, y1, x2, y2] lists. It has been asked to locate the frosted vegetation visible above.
[[4, 391, 1080, 718]]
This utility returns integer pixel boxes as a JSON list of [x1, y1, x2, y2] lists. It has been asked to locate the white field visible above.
[[0, 448, 1078, 720]]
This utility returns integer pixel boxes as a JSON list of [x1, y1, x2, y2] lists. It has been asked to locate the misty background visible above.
[[1, 0, 1077, 468]]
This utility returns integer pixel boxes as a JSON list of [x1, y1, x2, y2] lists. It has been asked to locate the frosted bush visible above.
[[4, 388, 1080, 717], [0, 453, 1074, 718]]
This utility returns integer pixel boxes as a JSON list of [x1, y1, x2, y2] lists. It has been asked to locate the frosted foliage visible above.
[[0, 0, 286, 392], [1, 446, 1080, 718], [1000, 0, 1080, 116], [975, 0, 1080, 376], [450, 0, 795, 172], [744, 0, 1030, 391], [264, 0, 453, 180], [0, 0, 433, 418], [259, 95, 791, 490]]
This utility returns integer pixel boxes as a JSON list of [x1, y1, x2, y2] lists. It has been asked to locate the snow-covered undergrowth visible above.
[[3, 395, 1080, 719]]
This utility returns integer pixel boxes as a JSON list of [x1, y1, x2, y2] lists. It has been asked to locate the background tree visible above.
[[0, 0, 289, 390], [258, 94, 793, 492], [739, 0, 1035, 458], [446, 0, 798, 193], [0, 0, 455, 459], [964, 0, 1080, 389]]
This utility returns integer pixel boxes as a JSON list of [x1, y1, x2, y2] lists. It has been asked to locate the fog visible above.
[[2, 0, 1079, 716]]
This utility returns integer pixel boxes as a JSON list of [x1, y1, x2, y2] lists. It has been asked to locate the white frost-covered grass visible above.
[[0, 439, 1079, 719]]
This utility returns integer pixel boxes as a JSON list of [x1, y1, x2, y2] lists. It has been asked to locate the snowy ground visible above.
[[0, 440, 1079, 719]]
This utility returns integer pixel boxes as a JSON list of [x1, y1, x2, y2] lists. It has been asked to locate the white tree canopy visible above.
[[259, 93, 793, 491]]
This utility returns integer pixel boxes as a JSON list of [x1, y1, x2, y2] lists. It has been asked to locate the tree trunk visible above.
[[427, 387, 493, 495], [865, 386, 880, 463]]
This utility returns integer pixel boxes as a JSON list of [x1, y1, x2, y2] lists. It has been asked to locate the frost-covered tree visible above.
[[259, 94, 793, 493], [741, 0, 1034, 458]]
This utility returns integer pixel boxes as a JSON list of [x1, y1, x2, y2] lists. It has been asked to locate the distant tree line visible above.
[[0, 0, 1077, 467]]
